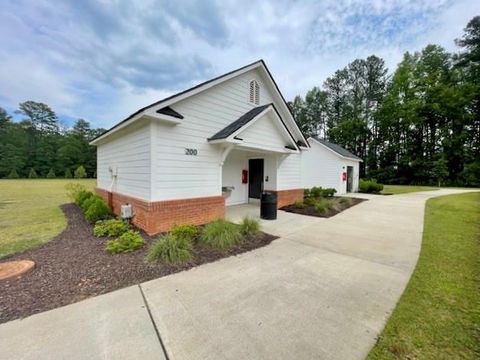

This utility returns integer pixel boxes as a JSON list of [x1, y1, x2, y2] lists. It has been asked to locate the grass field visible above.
[[0, 179, 96, 258], [382, 185, 439, 194], [368, 192, 480, 359]]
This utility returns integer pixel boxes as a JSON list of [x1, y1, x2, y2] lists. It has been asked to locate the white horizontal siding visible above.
[[277, 153, 302, 190], [151, 68, 279, 201], [238, 112, 292, 153], [301, 141, 360, 195], [97, 122, 151, 200]]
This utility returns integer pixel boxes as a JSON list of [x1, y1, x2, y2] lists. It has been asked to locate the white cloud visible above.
[[0, 0, 478, 128]]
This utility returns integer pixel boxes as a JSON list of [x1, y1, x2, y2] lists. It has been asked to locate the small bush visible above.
[[294, 200, 306, 209], [321, 188, 337, 197], [46, 168, 56, 179], [65, 182, 87, 201], [339, 197, 352, 206], [74, 189, 94, 207], [359, 179, 384, 194], [74, 165, 87, 179], [171, 224, 198, 242], [200, 219, 241, 249], [64, 168, 73, 178], [28, 168, 38, 179], [94, 219, 129, 237], [304, 197, 316, 206], [106, 230, 144, 254], [146, 233, 193, 264], [303, 188, 311, 198], [310, 186, 323, 198], [84, 198, 111, 223], [81, 194, 103, 212], [240, 216, 260, 236], [6, 169, 19, 179], [314, 198, 331, 214]]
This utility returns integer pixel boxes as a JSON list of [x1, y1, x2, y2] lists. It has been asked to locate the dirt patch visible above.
[[281, 197, 366, 218], [0, 204, 277, 324]]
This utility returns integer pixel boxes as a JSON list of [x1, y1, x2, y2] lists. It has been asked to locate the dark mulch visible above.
[[0, 204, 277, 324], [281, 196, 366, 218]]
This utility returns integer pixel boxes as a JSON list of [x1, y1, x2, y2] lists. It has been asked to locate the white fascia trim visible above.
[[309, 137, 363, 162], [227, 106, 299, 150]]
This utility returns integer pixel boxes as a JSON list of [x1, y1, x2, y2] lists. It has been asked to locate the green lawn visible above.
[[368, 192, 480, 359], [382, 185, 439, 194], [0, 179, 96, 258]]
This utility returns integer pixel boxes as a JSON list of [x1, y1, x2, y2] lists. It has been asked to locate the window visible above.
[[249, 79, 260, 105]]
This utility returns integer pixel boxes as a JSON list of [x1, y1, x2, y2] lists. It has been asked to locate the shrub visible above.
[[6, 168, 19, 179], [74, 165, 87, 179], [74, 189, 94, 207], [146, 233, 192, 264], [65, 182, 87, 202], [106, 230, 144, 254], [28, 168, 38, 179], [314, 198, 331, 214], [46, 168, 56, 179], [200, 219, 241, 249], [81, 194, 103, 212], [321, 188, 337, 197], [64, 168, 73, 178], [171, 224, 198, 242], [94, 219, 129, 237], [310, 186, 323, 198], [84, 198, 111, 223], [359, 179, 384, 194], [304, 197, 316, 206], [240, 216, 260, 236], [303, 188, 311, 198], [339, 197, 352, 206], [294, 200, 306, 209]]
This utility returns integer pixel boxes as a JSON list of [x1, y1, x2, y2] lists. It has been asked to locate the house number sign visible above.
[[185, 148, 198, 156]]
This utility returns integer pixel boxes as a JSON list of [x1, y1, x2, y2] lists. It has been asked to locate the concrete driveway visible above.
[[0, 189, 471, 360]]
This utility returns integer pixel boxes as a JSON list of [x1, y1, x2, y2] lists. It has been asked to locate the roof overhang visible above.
[[208, 105, 300, 154], [90, 59, 309, 147], [308, 137, 363, 162]]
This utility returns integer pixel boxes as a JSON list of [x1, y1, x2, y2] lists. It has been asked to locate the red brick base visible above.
[[95, 188, 225, 235], [267, 189, 304, 208]]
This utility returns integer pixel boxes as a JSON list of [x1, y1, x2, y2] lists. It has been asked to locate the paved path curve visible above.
[[0, 189, 473, 360]]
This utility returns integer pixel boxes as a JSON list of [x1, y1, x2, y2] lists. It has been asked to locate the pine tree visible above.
[[7, 168, 19, 179], [64, 168, 72, 178], [46, 168, 56, 179], [28, 168, 38, 179], [74, 165, 87, 179]]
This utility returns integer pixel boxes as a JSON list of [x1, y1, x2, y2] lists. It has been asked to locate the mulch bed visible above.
[[0, 204, 277, 324], [281, 196, 366, 217]]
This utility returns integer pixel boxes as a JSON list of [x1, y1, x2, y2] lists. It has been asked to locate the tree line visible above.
[[290, 16, 480, 186], [0, 101, 105, 178]]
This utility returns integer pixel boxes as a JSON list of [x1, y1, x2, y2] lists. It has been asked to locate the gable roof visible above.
[[209, 104, 271, 141], [90, 60, 309, 146], [156, 106, 184, 119], [310, 137, 362, 161]]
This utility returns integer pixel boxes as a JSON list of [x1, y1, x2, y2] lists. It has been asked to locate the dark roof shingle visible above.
[[313, 137, 362, 161], [209, 104, 271, 141]]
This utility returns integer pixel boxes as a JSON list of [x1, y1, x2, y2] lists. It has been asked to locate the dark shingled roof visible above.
[[156, 106, 184, 119], [209, 104, 271, 141], [313, 138, 362, 161]]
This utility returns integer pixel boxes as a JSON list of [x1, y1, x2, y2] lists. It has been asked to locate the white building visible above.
[[301, 137, 361, 195], [90, 60, 361, 234]]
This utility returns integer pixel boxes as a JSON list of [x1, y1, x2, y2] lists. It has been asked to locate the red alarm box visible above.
[[342, 172, 347, 181], [242, 170, 248, 184]]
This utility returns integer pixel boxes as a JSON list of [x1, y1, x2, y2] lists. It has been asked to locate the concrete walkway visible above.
[[0, 189, 472, 360]]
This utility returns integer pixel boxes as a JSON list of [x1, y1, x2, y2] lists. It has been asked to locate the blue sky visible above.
[[1, 0, 478, 129]]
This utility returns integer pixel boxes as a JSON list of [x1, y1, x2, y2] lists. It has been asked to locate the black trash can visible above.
[[260, 192, 277, 220]]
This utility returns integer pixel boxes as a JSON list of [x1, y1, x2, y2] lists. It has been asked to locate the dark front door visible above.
[[346, 166, 354, 192], [248, 159, 264, 199]]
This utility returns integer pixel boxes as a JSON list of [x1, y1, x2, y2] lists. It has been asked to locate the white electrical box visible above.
[[121, 204, 133, 219]]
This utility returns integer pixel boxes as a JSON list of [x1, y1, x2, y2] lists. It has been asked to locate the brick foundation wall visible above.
[[267, 189, 304, 208], [96, 188, 225, 235]]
